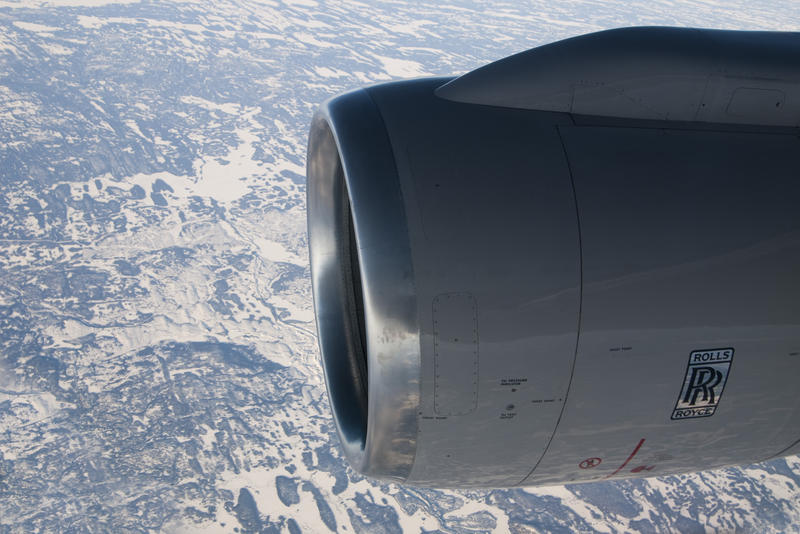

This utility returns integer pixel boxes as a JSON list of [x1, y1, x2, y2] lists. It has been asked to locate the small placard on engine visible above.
[[671, 348, 734, 420]]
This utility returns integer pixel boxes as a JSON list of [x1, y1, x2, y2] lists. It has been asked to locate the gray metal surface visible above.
[[433, 293, 479, 416], [367, 78, 582, 486], [436, 27, 800, 126], [306, 27, 800, 488], [522, 123, 800, 485], [307, 89, 420, 482]]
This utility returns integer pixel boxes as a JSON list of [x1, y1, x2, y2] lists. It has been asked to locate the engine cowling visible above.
[[306, 26, 800, 488]]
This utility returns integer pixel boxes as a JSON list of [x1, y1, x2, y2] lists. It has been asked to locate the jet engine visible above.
[[306, 26, 800, 487]]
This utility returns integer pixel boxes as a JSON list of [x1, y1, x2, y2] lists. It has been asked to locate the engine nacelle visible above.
[[306, 26, 800, 487]]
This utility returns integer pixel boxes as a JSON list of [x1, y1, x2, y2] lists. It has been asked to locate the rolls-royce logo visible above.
[[671, 348, 734, 420]]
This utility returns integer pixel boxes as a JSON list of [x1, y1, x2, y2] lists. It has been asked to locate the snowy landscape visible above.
[[1, 0, 800, 531]]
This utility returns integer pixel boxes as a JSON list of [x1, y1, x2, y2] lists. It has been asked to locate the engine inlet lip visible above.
[[307, 87, 420, 482]]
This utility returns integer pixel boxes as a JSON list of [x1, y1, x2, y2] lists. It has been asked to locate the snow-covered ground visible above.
[[1, 0, 799, 531]]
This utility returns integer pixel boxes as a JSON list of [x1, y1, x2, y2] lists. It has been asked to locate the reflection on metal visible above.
[[307, 27, 800, 488], [307, 90, 420, 482]]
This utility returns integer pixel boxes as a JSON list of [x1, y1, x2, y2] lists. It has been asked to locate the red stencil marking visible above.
[[604, 438, 646, 479], [579, 457, 602, 469], [630, 465, 656, 473]]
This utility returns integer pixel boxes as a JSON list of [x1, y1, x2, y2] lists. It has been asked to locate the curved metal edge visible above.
[[435, 27, 710, 110], [307, 87, 420, 482], [435, 26, 800, 126]]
